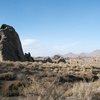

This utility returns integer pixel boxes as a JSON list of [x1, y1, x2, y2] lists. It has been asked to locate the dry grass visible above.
[[0, 58, 100, 100], [72, 80, 100, 100]]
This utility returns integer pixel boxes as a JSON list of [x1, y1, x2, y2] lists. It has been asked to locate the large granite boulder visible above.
[[0, 24, 25, 61]]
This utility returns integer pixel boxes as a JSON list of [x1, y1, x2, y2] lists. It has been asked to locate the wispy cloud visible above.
[[21, 39, 80, 56], [52, 41, 80, 52], [21, 38, 41, 55], [21, 39, 36, 46]]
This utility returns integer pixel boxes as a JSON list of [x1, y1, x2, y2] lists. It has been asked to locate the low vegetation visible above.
[[0, 57, 100, 100]]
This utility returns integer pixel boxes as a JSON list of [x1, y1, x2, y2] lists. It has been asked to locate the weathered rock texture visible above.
[[0, 24, 25, 61], [25, 52, 34, 62], [57, 57, 66, 63]]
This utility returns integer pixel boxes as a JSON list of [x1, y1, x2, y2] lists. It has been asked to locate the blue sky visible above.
[[0, 0, 100, 56]]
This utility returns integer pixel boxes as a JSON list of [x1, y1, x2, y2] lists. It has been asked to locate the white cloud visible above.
[[21, 39, 36, 46], [21, 39, 80, 57], [21, 38, 41, 56]]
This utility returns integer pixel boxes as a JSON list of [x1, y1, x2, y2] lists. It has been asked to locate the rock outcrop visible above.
[[0, 24, 25, 61], [53, 55, 61, 60], [25, 52, 34, 62], [44, 57, 53, 63], [57, 57, 66, 63]]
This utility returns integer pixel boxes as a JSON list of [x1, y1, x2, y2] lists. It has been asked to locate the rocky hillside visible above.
[[63, 50, 100, 58]]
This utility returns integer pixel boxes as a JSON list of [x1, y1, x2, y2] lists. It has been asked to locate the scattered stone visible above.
[[44, 57, 53, 63], [53, 55, 61, 60], [25, 52, 34, 62], [58, 57, 66, 63]]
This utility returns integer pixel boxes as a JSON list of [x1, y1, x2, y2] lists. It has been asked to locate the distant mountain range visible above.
[[63, 50, 100, 58]]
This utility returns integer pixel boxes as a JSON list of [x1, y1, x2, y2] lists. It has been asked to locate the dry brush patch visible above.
[[0, 60, 100, 100], [72, 80, 100, 100]]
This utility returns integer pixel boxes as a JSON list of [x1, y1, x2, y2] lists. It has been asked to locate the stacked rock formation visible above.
[[0, 24, 33, 62], [25, 52, 34, 62]]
